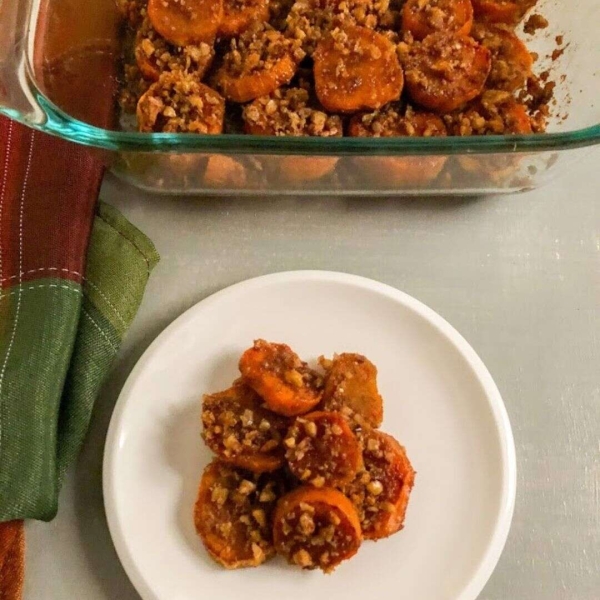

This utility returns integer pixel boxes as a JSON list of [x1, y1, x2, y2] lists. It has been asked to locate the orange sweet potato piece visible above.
[[348, 109, 448, 186], [219, 0, 270, 37], [402, 0, 474, 40], [147, 0, 223, 46], [137, 73, 225, 133], [319, 353, 384, 428], [353, 155, 447, 187], [277, 156, 339, 183], [344, 429, 415, 540], [285, 411, 362, 487], [202, 382, 290, 473], [203, 155, 248, 188], [215, 56, 297, 103], [134, 17, 215, 82], [471, 0, 534, 25], [473, 24, 532, 92], [239, 340, 323, 417], [273, 486, 362, 572], [404, 32, 491, 113], [213, 24, 303, 102], [502, 101, 532, 133], [194, 461, 282, 568], [314, 25, 403, 112]]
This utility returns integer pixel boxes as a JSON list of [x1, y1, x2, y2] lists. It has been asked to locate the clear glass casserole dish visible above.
[[1, 0, 599, 195]]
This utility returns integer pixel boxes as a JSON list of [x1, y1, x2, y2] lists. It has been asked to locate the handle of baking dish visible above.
[[0, 0, 47, 127]]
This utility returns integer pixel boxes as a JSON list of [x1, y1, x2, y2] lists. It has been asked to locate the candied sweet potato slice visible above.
[[314, 25, 403, 112], [194, 461, 283, 568], [502, 101, 532, 133], [404, 32, 491, 113], [202, 382, 290, 473], [277, 156, 339, 183], [214, 23, 304, 102], [284, 0, 389, 56], [348, 105, 447, 139], [319, 353, 383, 428], [242, 87, 343, 136], [219, 0, 270, 37], [285, 411, 362, 487], [448, 90, 532, 135], [353, 155, 447, 188], [273, 486, 362, 572], [203, 155, 248, 187], [471, 0, 534, 25], [242, 87, 342, 181], [349, 108, 448, 186], [257, 156, 339, 185], [472, 23, 532, 92], [137, 73, 225, 133], [135, 17, 215, 82], [239, 340, 324, 416], [344, 429, 415, 540], [147, 0, 223, 46], [402, 0, 474, 40], [216, 55, 297, 102]]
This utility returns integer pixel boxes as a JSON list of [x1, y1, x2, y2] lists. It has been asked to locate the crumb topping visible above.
[[285, 412, 360, 486], [202, 383, 289, 462], [277, 501, 359, 573], [137, 72, 225, 133], [243, 87, 343, 136], [221, 21, 305, 78]]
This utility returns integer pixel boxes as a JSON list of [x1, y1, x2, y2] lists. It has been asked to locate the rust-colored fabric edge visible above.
[[0, 521, 24, 600]]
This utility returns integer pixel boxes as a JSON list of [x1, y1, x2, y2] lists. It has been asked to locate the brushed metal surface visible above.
[[24, 149, 600, 599]]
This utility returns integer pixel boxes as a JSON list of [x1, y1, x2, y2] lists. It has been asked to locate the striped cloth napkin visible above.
[[0, 115, 159, 598]]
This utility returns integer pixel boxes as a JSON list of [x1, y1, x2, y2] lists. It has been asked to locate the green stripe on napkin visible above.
[[0, 202, 159, 521]]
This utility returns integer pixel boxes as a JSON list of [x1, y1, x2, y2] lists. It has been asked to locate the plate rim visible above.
[[103, 270, 517, 600]]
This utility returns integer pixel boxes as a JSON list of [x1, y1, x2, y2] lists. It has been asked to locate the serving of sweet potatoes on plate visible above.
[[195, 339, 416, 573]]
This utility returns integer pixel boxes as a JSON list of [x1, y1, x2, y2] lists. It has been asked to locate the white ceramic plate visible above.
[[104, 271, 516, 600]]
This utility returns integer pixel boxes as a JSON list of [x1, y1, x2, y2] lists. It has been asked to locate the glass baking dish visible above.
[[1, 0, 599, 195]]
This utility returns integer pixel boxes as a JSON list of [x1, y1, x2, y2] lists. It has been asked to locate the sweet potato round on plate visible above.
[[194, 461, 283, 568], [344, 429, 415, 540], [202, 382, 290, 472], [148, 0, 223, 46], [314, 24, 403, 112], [273, 486, 362, 572], [285, 411, 362, 487], [239, 339, 324, 416], [319, 353, 384, 428], [403, 32, 491, 113]]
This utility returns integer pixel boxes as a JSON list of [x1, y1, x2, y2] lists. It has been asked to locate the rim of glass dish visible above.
[[5, 92, 600, 154]]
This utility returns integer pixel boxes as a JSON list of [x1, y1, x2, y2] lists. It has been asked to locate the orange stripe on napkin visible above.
[[0, 521, 24, 600]]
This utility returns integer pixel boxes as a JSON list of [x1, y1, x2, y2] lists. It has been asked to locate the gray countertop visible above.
[[24, 150, 600, 599]]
